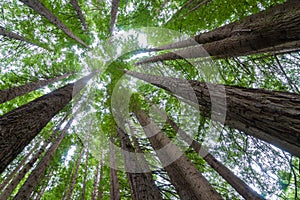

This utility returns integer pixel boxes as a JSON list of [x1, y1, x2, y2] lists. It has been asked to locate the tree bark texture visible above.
[[137, 0, 300, 64], [110, 141, 121, 200], [0, 72, 72, 104], [13, 117, 74, 200], [117, 127, 163, 200], [109, 0, 120, 35], [151, 103, 264, 200], [127, 71, 300, 157], [70, 0, 88, 32], [0, 73, 94, 173], [134, 108, 223, 200]]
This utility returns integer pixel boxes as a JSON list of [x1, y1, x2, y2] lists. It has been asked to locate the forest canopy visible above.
[[0, 0, 299, 199]]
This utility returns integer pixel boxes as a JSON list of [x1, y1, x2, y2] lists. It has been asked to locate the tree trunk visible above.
[[110, 140, 121, 200], [13, 117, 74, 200], [134, 108, 223, 200], [0, 25, 49, 50], [117, 127, 163, 200], [0, 72, 72, 104], [126, 71, 300, 157], [151, 103, 264, 200], [92, 157, 102, 200], [160, 0, 300, 50], [137, 0, 300, 64], [81, 149, 89, 200], [0, 139, 39, 192], [36, 169, 53, 200], [65, 146, 84, 200], [70, 0, 88, 32], [0, 73, 94, 173], [110, 0, 120, 35], [19, 0, 89, 48], [0, 116, 66, 200]]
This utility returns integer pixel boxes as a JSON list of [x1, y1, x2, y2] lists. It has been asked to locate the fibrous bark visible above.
[[13, 117, 74, 199], [137, 0, 300, 64], [134, 108, 223, 200], [150, 103, 264, 200], [127, 71, 300, 157], [117, 127, 163, 200], [0, 73, 94, 173]]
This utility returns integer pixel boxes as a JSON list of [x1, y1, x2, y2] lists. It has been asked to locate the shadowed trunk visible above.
[[127, 71, 300, 157], [19, 0, 89, 48], [159, 0, 299, 50], [0, 115, 69, 199], [117, 127, 163, 200], [110, 141, 121, 200], [0, 72, 72, 104], [110, 0, 120, 35], [137, 0, 300, 64], [0, 73, 94, 173], [81, 149, 89, 200], [13, 117, 74, 199], [70, 0, 88, 32], [65, 146, 84, 200], [150, 103, 264, 200], [134, 108, 223, 200]]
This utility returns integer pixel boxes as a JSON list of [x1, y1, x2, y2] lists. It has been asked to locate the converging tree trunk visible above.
[[0, 73, 94, 173], [0, 72, 72, 104], [0, 115, 68, 200], [137, 0, 300, 64], [134, 108, 223, 200], [13, 117, 74, 199], [110, 140, 121, 200], [0, 26, 50, 50], [70, 0, 88, 32], [117, 127, 163, 200], [81, 149, 89, 200], [110, 0, 120, 35], [19, 0, 89, 48], [150, 103, 264, 200], [127, 71, 300, 157]]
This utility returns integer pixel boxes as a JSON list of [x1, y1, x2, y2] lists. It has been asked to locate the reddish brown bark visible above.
[[0, 72, 72, 104], [19, 0, 89, 48], [137, 0, 300, 64], [151, 103, 264, 200], [0, 73, 94, 173], [13, 117, 74, 199], [134, 108, 223, 200], [117, 127, 163, 200], [126, 71, 300, 157]]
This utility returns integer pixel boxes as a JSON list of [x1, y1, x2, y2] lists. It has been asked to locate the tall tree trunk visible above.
[[81, 149, 89, 200], [70, 0, 88, 32], [0, 73, 94, 173], [151, 103, 264, 200], [0, 72, 72, 104], [117, 127, 163, 200], [19, 0, 89, 48], [36, 169, 53, 200], [160, 0, 299, 50], [65, 146, 84, 200], [0, 25, 49, 50], [13, 117, 74, 200], [134, 108, 223, 200], [0, 139, 39, 192], [126, 71, 300, 157], [110, 0, 120, 35], [0, 116, 67, 200], [109, 140, 121, 200], [137, 0, 300, 64], [92, 157, 102, 200]]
